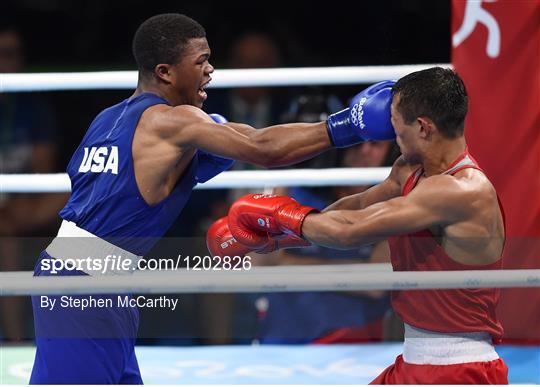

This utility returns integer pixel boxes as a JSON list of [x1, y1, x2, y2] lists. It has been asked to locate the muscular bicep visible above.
[[182, 120, 263, 162], [155, 104, 330, 168], [352, 195, 445, 238], [153, 105, 267, 165]]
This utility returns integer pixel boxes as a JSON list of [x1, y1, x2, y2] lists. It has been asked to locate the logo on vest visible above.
[[78, 146, 119, 175]]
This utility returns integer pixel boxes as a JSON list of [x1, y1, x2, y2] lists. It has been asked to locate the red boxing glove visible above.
[[207, 216, 311, 258], [206, 217, 252, 258], [228, 194, 317, 249]]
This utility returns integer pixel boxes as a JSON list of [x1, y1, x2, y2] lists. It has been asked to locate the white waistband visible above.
[[45, 220, 141, 276], [402, 323, 499, 365]]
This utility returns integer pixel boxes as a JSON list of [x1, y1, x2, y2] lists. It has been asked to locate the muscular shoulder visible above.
[[451, 168, 499, 209], [415, 170, 496, 221], [139, 104, 212, 140]]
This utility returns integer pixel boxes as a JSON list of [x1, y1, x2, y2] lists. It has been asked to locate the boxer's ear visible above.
[[154, 64, 173, 84], [417, 116, 436, 139]]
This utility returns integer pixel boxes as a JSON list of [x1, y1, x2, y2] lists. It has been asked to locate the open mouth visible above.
[[198, 80, 211, 100]]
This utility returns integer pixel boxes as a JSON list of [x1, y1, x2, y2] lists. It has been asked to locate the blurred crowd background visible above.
[[0, 0, 450, 344]]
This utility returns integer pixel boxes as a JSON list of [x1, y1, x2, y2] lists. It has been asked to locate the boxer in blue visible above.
[[30, 13, 396, 384]]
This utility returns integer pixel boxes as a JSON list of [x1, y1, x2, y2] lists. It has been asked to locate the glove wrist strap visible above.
[[279, 206, 318, 237], [326, 108, 363, 148]]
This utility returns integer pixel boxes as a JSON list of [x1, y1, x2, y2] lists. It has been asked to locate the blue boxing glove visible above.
[[208, 113, 228, 124], [195, 114, 236, 183], [326, 80, 396, 147]]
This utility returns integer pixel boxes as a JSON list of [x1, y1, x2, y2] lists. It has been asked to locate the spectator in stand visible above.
[[0, 25, 65, 341]]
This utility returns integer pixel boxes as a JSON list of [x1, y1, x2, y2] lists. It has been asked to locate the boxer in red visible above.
[[209, 67, 508, 384]]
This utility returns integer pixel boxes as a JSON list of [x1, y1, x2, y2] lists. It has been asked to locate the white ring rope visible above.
[[0, 64, 451, 92], [0, 168, 391, 193], [1, 265, 539, 296], [4, 63, 532, 298]]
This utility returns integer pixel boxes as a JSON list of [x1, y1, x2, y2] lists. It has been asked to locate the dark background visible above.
[[3, 0, 451, 168], [6, 0, 450, 69]]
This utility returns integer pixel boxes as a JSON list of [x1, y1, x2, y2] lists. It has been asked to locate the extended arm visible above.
[[224, 174, 473, 251], [154, 80, 396, 168], [157, 104, 331, 168], [302, 175, 469, 249]]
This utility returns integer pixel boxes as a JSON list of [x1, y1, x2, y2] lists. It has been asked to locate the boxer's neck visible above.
[[133, 83, 176, 105], [421, 136, 467, 177]]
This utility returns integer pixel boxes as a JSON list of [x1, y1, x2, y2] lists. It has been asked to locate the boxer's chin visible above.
[[401, 151, 420, 165]]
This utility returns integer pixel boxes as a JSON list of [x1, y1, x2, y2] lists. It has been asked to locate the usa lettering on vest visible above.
[[78, 146, 119, 175]]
